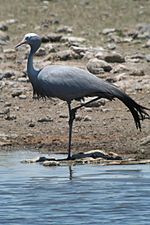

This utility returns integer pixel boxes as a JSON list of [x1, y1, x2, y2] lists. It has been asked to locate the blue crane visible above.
[[16, 33, 150, 159]]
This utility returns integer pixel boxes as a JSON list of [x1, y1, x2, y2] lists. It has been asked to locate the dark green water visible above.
[[0, 150, 150, 225]]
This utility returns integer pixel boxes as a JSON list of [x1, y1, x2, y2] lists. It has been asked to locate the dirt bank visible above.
[[0, 0, 150, 159]]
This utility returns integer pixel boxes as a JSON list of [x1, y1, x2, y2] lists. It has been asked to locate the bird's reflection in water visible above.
[[69, 165, 73, 180]]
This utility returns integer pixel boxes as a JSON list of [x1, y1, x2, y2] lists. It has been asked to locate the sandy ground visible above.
[[0, 0, 150, 159]]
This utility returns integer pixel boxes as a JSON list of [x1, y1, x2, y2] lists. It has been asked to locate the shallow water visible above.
[[0, 150, 150, 225]]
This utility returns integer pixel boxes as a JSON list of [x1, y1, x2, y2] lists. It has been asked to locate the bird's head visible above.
[[15, 33, 41, 52]]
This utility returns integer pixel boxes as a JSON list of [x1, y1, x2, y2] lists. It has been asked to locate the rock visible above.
[[71, 149, 122, 160], [12, 89, 23, 97], [136, 23, 150, 39], [107, 43, 116, 50], [44, 43, 57, 53], [111, 64, 129, 74], [75, 115, 83, 121], [0, 80, 5, 89], [144, 39, 150, 48], [18, 77, 28, 82], [140, 135, 150, 146], [61, 36, 86, 46], [104, 52, 125, 63], [21, 156, 52, 163], [43, 160, 60, 166], [71, 45, 88, 55], [102, 28, 116, 35], [1, 71, 15, 79], [29, 123, 35, 127], [83, 115, 92, 121], [35, 47, 46, 56], [4, 48, 16, 60], [59, 113, 68, 118], [4, 102, 11, 107], [0, 107, 10, 117], [37, 116, 53, 122], [0, 31, 9, 42], [87, 58, 112, 74], [0, 73, 4, 80], [57, 25, 72, 33], [0, 140, 11, 146], [129, 69, 145, 76], [5, 114, 16, 120], [0, 22, 8, 31], [145, 54, 150, 62], [115, 73, 128, 81], [18, 94, 27, 99], [56, 49, 80, 60], [42, 33, 62, 43], [6, 19, 18, 25]]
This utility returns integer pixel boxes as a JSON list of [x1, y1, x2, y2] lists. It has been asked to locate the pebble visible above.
[[144, 39, 150, 48], [35, 47, 46, 56], [140, 135, 150, 146], [136, 23, 150, 39], [107, 43, 116, 50], [12, 89, 23, 97], [0, 22, 8, 31], [4, 48, 16, 60], [145, 54, 150, 62], [71, 149, 122, 160], [56, 49, 80, 60], [102, 28, 116, 35], [44, 43, 57, 53], [0, 30, 9, 44], [42, 33, 62, 43], [56, 25, 72, 33], [5, 114, 16, 120], [104, 52, 125, 63], [43, 160, 60, 166], [75, 115, 83, 121], [1, 71, 15, 79], [37, 116, 53, 122], [0, 107, 10, 116], [18, 77, 28, 82], [71, 45, 88, 55], [87, 58, 112, 74], [18, 94, 27, 99], [28, 123, 35, 128], [129, 69, 145, 76], [83, 115, 92, 121], [61, 36, 86, 46], [59, 113, 68, 118], [6, 19, 18, 25], [4, 102, 11, 107], [112, 64, 129, 74]]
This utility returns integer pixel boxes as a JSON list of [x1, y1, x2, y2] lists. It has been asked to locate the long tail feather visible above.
[[110, 87, 150, 130]]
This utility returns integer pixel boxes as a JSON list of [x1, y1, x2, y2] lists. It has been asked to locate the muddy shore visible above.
[[0, 0, 150, 160]]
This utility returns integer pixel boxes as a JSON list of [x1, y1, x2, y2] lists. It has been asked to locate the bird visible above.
[[15, 33, 150, 159]]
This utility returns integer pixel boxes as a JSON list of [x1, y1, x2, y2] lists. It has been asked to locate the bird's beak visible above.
[[15, 39, 27, 49]]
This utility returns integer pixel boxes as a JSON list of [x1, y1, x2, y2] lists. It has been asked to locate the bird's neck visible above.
[[27, 48, 39, 80]]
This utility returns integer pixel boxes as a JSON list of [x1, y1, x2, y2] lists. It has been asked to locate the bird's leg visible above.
[[67, 103, 77, 160], [67, 97, 100, 159], [74, 97, 101, 111]]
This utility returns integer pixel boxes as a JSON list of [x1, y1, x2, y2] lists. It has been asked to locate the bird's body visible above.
[[35, 65, 116, 101], [16, 33, 150, 159]]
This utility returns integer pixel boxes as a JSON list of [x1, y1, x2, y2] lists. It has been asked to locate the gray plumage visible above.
[[16, 33, 150, 159]]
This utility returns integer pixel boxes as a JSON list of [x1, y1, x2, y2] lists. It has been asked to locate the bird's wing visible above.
[[37, 65, 114, 101], [37, 65, 149, 129]]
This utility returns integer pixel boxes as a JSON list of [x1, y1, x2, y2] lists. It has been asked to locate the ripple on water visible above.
[[0, 150, 150, 225]]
